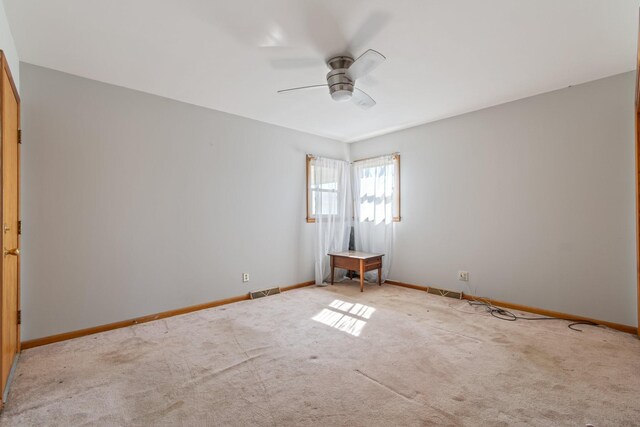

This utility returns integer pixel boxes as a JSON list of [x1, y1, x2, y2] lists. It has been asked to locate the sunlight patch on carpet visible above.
[[312, 300, 376, 336]]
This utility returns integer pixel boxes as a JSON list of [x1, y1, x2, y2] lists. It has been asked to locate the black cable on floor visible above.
[[466, 299, 599, 332]]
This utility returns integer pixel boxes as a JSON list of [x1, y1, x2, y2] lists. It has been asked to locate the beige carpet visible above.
[[1, 282, 639, 426]]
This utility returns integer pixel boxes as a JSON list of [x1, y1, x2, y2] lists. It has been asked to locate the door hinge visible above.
[[17, 310, 21, 325], [17, 221, 21, 235], [17, 129, 21, 144]]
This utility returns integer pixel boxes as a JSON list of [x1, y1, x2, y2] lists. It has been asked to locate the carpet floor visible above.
[[0, 282, 639, 426]]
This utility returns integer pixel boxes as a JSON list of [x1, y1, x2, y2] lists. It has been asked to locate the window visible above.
[[352, 154, 401, 223], [306, 155, 340, 222], [306, 154, 401, 223]]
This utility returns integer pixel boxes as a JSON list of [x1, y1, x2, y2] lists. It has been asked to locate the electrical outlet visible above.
[[458, 271, 469, 282], [242, 273, 250, 283]]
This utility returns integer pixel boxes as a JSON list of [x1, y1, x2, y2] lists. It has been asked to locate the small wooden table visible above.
[[328, 251, 385, 292]]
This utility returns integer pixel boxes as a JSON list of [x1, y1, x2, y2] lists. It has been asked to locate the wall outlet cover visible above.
[[458, 271, 469, 282]]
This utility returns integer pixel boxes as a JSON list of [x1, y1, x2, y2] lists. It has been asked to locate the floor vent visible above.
[[426, 287, 462, 300], [249, 287, 281, 300]]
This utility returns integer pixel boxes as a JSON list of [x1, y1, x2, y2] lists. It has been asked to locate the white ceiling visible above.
[[4, 0, 640, 142]]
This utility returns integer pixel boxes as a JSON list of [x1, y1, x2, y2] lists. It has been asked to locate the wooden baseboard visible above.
[[21, 280, 315, 350], [385, 280, 429, 292], [281, 280, 315, 292], [386, 279, 637, 335]]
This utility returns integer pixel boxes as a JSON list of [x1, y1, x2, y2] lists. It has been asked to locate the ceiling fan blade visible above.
[[302, 2, 347, 58], [346, 49, 386, 81], [277, 84, 328, 94], [351, 88, 376, 110], [348, 11, 391, 52], [359, 74, 380, 87], [190, 2, 297, 48]]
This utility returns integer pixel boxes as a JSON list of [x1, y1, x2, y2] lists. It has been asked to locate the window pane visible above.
[[310, 165, 338, 188], [309, 161, 339, 217], [355, 157, 396, 223], [312, 190, 338, 216]]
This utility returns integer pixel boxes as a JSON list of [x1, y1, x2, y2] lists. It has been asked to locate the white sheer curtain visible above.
[[312, 157, 352, 285], [352, 155, 396, 282]]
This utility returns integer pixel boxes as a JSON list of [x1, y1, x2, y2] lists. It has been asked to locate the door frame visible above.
[[636, 14, 640, 337], [0, 50, 21, 403]]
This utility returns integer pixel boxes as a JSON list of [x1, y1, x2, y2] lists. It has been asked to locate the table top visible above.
[[328, 251, 385, 260]]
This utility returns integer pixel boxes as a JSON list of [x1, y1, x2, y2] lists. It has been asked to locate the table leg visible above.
[[359, 259, 364, 292], [330, 256, 334, 285], [378, 266, 382, 286]]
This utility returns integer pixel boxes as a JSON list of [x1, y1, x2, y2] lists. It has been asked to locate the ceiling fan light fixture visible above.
[[331, 89, 353, 102]]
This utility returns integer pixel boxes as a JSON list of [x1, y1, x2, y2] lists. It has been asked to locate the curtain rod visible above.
[[306, 154, 345, 162], [307, 152, 399, 163], [350, 152, 399, 164]]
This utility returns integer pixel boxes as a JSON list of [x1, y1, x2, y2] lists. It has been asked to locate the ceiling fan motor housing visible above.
[[327, 56, 354, 102]]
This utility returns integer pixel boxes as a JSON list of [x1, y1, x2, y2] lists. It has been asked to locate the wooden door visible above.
[[0, 51, 20, 402]]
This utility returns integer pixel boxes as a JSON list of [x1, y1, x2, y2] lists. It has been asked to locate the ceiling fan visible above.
[[277, 49, 386, 110]]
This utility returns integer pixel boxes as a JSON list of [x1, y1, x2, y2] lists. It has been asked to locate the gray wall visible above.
[[20, 63, 638, 341], [351, 71, 637, 327], [20, 63, 348, 341], [0, 0, 19, 90]]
